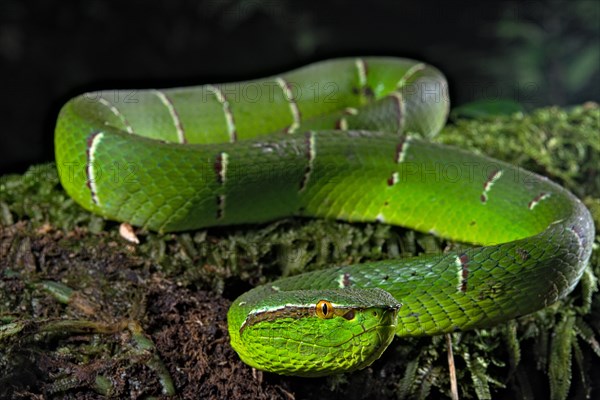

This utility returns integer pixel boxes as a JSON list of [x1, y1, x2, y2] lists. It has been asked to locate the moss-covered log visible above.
[[1, 104, 598, 399]]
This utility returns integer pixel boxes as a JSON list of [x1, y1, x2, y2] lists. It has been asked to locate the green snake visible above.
[[54, 57, 594, 377]]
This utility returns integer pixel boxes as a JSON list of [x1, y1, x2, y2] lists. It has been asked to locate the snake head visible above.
[[227, 287, 401, 377]]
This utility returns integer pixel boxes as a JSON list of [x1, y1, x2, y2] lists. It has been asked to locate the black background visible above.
[[1, 0, 598, 174]]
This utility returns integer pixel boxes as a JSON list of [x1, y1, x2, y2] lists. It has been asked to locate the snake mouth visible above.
[[338, 320, 398, 373]]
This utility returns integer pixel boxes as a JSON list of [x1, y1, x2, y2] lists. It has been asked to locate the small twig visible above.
[[446, 333, 459, 400]]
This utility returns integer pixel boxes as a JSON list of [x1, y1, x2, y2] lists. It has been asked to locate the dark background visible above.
[[0, 0, 598, 174]]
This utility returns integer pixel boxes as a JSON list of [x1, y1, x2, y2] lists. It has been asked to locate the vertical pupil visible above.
[[322, 303, 328, 315]]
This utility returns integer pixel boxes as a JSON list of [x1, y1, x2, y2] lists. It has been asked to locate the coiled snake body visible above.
[[55, 57, 594, 376]]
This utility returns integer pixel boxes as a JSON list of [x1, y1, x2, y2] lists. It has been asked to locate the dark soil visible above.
[[0, 221, 414, 400]]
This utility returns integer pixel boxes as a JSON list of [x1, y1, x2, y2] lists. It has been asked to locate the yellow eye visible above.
[[315, 300, 334, 319]]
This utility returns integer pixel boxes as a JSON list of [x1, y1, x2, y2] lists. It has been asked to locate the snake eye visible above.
[[315, 300, 334, 319]]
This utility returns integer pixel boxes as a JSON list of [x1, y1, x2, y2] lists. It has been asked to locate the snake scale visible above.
[[54, 57, 594, 376]]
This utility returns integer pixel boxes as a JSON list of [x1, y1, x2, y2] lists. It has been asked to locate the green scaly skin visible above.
[[54, 57, 595, 377]]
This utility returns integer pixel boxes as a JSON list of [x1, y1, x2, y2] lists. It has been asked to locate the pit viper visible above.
[[54, 57, 594, 377]]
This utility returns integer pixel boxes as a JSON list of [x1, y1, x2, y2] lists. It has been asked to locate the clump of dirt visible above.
[[0, 222, 304, 399]]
